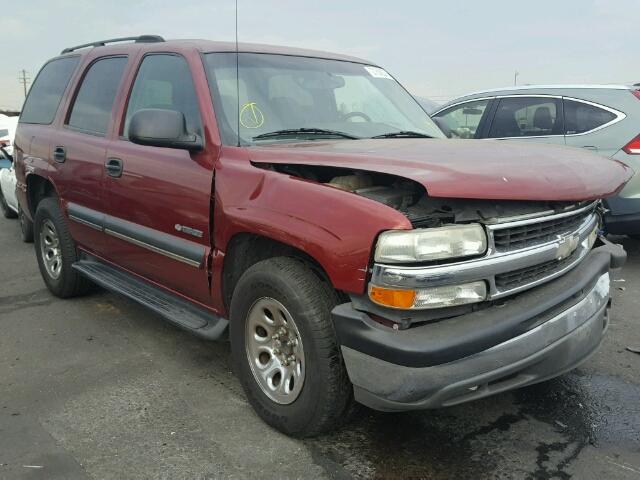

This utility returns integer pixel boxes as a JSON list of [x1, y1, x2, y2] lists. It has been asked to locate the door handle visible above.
[[53, 146, 66, 163], [105, 157, 124, 178]]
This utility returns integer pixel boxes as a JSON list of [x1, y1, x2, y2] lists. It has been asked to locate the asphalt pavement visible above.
[[1, 215, 639, 479]]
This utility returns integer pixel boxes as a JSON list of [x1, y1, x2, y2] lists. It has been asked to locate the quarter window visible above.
[[488, 97, 562, 138], [434, 99, 490, 138], [124, 55, 202, 138], [563, 99, 616, 135], [67, 57, 128, 135], [20, 56, 80, 125]]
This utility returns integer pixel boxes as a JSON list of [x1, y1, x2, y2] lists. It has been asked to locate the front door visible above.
[[104, 53, 214, 305], [486, 96, 566, 146]]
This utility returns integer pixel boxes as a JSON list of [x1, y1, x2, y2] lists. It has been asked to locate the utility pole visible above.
[[514, 70, 519, 86], [18, 70, 31, 98]]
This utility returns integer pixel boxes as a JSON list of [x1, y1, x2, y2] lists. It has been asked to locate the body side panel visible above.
[[212, 147, 412, 301]]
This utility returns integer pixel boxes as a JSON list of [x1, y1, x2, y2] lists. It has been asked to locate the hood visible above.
[[248, 138, 632, 201]]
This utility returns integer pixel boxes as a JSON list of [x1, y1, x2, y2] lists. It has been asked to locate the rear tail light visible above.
[[622, 90, 640, 153], [623, 134, 640, 154]]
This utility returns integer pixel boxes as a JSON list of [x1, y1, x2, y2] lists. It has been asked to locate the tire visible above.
[[19, 205, 34, 243], [230, 257, 354, 437], [34, 197, 90, 298], [0, 188, 17, 219]]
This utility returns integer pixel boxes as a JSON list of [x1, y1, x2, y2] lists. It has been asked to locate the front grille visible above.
[[495, 254, 575, 290], [492, 207, 593, 252]]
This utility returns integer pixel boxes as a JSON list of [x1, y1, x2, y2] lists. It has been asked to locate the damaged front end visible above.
[[262, 162, 616, 327], [256, 159, 627, 412]]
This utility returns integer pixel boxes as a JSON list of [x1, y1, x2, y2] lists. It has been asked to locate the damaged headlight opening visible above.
[[374, 224, 487, 264]]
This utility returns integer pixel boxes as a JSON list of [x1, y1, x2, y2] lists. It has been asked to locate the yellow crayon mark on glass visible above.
[[240, 102, 265, 129]]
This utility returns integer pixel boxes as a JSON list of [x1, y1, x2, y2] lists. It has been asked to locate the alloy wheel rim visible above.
[[40, 219, 62, 279], [245, 297, 305, 404]]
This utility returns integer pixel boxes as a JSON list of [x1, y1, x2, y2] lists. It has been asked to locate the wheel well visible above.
[[27, 175, 56, 216], [222, 233, 340, 310]]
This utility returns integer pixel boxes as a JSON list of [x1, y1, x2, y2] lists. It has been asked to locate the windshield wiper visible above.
[[371, 130, 434, 139], [253, 128, 360, 141]]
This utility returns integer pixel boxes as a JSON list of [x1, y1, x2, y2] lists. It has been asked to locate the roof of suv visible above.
[[58, 37, 375, 66], [468, 84, 632, 95], [435, 84, 637, 113]]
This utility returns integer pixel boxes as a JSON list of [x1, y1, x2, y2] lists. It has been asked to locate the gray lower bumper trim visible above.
[[343, 273, 610, 412]]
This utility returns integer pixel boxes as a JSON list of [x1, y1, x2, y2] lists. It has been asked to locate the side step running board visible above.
[[73, 259, 228, 340]]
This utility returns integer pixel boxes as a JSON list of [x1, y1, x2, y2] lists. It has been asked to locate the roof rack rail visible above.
[[61, 35, 165, 54]]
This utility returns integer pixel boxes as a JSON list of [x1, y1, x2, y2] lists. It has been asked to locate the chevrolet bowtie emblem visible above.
[[556, 234, 579, 260]]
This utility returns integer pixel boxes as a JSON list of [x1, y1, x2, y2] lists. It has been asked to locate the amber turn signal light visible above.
[[368, 285, 417, 309]]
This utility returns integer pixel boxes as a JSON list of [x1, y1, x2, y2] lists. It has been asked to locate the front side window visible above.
[[124, 54, 202, 138], [204, 53, 445, 145], [488, 97, 562, 138], [563, 99, 617, 135], [67, 56, 128, 135], [20, 56, 80, 125], [433, 99, 491, 138]]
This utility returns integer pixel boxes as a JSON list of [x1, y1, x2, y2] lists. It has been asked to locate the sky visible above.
[[2, 0, 638, 110]]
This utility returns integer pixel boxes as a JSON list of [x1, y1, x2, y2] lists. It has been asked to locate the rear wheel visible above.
[[34, 197, 90, 298], [0, 188, 17, 219], [230, 257, 354, 437], [19, 205, 34, 243]]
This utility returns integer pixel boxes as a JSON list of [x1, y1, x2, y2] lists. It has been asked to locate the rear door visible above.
[[54, 55, 129, 255], [486, 96, 566, 145], [104, 52, 214, 305]]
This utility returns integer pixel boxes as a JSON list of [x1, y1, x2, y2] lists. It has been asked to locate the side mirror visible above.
[[128, 109, 203, 151]]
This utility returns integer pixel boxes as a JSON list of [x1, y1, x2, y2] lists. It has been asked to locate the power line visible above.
[[18, 70, 31, 99]]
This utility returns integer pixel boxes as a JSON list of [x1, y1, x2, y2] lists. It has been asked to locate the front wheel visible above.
[[230, 257, 354, 437]]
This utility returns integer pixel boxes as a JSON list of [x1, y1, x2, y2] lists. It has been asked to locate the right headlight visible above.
[[374, 224, 487, 264]]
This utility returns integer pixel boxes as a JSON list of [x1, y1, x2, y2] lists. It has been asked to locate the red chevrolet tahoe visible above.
[[14, 35, 630, 436]]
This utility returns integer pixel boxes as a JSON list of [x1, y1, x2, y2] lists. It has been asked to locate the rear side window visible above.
[[563, 99, 617, 135], [20, 56, 80, 124], [67, 56, 128, 135], [123, 54, 202, 137], [488, 97, 562, 138]]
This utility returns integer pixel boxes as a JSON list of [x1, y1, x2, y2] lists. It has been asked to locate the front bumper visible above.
[[333, 244, 623, 411], [604, 196, 640, 234]]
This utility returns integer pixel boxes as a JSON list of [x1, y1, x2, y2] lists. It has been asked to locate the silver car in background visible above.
[[432, 85, 640, 235]]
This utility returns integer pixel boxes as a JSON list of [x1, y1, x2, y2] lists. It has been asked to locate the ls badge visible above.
[[175, 224, 204, 238], [556, 234, 579, 260]]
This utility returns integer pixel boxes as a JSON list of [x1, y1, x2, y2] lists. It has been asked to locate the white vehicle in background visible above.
[[0, 114, 18, 158], [0, 145, 33, 242]]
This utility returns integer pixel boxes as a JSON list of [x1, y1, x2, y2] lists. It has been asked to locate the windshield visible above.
[[204, 53, 444, 145]]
